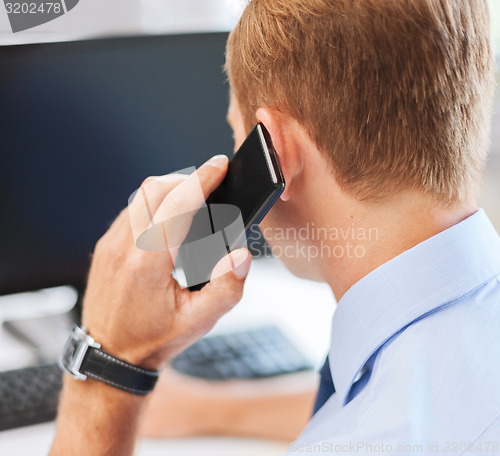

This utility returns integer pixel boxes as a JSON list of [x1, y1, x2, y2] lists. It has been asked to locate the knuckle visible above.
[[221, 286, 243, 310], [107, 242, 127, 261], [141, 176, 154, 187], [126, 251, 147, 274], [94, 236, 106, 254], [233, 286, 244, 303], [125, 251, 163, 285], [162, 192, 184, 217], [95, 235, 126, 262]]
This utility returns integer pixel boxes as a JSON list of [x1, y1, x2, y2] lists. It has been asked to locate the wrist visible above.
[[79, 318, 166, 370], [60, 325, 161, 396]]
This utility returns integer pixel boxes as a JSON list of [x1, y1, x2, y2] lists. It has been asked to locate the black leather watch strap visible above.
[[80, 347, 159, 395]]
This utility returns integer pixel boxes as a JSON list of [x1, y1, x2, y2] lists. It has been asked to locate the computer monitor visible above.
[[0, 32, 236, 296]]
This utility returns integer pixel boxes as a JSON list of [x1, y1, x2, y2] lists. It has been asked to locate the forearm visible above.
[[50, 375, 147, 456]]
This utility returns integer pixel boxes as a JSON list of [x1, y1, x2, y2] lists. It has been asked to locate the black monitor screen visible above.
[[0, 32, 233, 295]]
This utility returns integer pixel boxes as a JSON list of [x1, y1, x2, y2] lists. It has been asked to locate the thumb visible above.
[[210, 247, 252, 288], [194, 249, 252, 321]]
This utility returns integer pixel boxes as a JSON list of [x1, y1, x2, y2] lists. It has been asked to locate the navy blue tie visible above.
[[313, 356, 336, 414]]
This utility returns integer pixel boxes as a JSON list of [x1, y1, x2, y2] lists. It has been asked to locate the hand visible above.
[[81, 155, 252, 370]]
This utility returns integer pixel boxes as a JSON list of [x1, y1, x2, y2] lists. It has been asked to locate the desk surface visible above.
[[0, 257, 334, 455], [0, 422, 290, 456]]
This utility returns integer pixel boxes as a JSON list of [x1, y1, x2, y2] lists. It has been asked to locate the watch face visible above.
[[61, 333, 79, 370], [59, 325, 90, 380]]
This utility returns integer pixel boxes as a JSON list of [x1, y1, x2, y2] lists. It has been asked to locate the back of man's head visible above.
[[226, 0, 495, 204]]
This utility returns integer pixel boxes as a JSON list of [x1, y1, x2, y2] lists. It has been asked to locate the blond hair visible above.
[[225, 0, 495, 203]]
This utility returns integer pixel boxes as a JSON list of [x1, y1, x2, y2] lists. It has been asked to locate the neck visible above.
[[314, 190, 477, 301]]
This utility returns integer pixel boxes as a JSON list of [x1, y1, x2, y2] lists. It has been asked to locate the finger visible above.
[[128, 173, 189, 248], [142, 174, 191, 217], [151, 155, 229, 252], [182, 249, 251, 325], [152, 155, 228, 224]]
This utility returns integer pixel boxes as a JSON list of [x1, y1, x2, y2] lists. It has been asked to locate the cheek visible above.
[[233, 131, 246, 154]]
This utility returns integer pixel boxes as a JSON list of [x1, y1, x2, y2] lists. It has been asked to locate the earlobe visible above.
[[280, 178, 292, 202], [255, 108, 295, 202]]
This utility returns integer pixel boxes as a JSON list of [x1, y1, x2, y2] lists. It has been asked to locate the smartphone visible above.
[[176, 123, 285, 290]]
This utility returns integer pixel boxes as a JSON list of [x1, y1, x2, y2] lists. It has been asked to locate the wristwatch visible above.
[[59, 324, 160, 395]]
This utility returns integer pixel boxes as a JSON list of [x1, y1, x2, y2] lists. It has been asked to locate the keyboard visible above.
[[0, 325, 313, 431], [0, 363, 62, 431], [171, 326, 313, 380]]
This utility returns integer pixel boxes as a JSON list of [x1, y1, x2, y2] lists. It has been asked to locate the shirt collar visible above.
[[329, 209, 500, 406]]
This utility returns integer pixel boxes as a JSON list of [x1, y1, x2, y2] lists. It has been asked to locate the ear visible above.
[[256, 108, 302, 202]]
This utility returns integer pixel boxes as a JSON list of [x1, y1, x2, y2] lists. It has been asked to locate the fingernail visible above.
[[232, 249, 251, 278], [207, 155, 229, 168]]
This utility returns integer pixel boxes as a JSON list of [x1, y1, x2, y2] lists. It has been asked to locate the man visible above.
[[50, 0, 500, 454]]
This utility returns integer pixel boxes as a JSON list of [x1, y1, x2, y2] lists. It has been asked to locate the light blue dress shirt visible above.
[[288, 209, 500, 455]]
